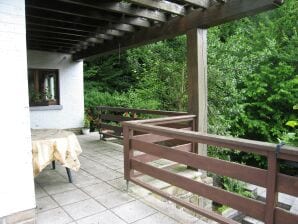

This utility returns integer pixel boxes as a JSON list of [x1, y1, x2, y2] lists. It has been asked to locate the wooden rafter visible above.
[[59, 0, 168, 22], [178, 0, 210, 8], [25, 0, 284, 57], [26, 0, 151, 28], [26, 8, 136, 32], [73, 0, 283, 60], [128, 0, 187, 16]]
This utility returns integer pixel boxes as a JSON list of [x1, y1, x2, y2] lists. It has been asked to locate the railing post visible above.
[[123, 125, 133, 183], [98, 107, 102, 140], [265, 152, 279, 224]]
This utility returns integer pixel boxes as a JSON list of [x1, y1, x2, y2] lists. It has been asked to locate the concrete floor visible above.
[[34, 133, 206, 224]]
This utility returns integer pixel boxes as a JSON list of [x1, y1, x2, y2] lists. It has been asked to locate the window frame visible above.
[[28, 68, 60, 107]]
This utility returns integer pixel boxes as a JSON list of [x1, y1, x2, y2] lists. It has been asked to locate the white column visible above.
[[0, 0, 36, 218]]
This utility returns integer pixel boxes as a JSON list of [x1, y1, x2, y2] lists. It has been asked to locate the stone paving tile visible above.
[[63, 198, 106, 220], [35, 185, 48, 199], [76, 210, 126, 224], [81, 183, 116, 198], [95, 190, 135, 208], [111, 200, 157, 223], [140, 195, 199, 224], [52, 189, 90, 206], [42, 182, 77, 195], [36, 196, 59, 213], [92, 170, 122, 181], [37, 207, 73, 224], [132, 212, 180, 224]]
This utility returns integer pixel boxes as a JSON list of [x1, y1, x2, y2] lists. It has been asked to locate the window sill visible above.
[[30, 105, 63, 111]]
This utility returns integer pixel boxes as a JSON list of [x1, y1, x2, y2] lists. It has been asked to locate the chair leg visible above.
[[66, 168, 72, 183], [52, 161, 56, 170]]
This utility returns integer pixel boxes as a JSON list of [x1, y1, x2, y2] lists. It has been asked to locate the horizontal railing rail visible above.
[[96, 106, 187, 139], [123, 115, 298, 224]]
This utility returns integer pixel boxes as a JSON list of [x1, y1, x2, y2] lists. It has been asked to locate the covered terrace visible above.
[[0, 0, 297, 224]]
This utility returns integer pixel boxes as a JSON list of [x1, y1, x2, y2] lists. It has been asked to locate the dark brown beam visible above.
[[26, 16, 96, 33], [27, 45, 71, 53], [27, 34, 80, 43], [27, 38, 76, 47], [26, 8, 136, 32], [27, 23, 114, 41], [59, 0, 167, 22], [27, 30, 86, 42], [27, 24, 93, 37], [28, 42, 73, 49], [179, 0, 210, 8], [73, 0, 283, 60], [129, 0, 187, 15], [26, 0, 151, 28]]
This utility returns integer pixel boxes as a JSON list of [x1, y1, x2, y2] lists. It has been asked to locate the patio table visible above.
[[31, 129, 82, 182]]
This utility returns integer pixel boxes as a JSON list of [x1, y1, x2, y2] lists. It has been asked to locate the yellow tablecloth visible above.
[[31, 129, 82, 176]]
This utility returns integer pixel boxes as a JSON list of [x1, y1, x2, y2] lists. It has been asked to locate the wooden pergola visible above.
[[26, 0, 283, 59], [24, 1, 298, 224], [25, 0, 284, 154]]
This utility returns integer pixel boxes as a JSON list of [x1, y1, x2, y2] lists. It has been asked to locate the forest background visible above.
[[84, 0, 297, 168]]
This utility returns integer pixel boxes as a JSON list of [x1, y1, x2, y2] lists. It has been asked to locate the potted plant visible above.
[[82, 115, 90, 135]]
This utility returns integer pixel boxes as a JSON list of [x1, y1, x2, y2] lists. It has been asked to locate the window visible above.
[[28, 69, 59, 107]]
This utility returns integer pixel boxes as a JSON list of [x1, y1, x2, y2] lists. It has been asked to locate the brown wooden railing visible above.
[[122, 115, 298, 224], [96, 106, 187, 139]]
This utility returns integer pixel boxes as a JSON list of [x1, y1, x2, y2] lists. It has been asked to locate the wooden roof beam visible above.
[[73, 0, 283, 60], [26, 8, 136, 32], [59, 0, 167, 22], [27, 38, 77, 46], [128, 0, 187, 16], [179, 0, 210, 8], [26, 0, 150, 28]]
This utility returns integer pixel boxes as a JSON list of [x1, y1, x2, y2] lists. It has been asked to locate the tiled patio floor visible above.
[[35, 133, 206, 224]]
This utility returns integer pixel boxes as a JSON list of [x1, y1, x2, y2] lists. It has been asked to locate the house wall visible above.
[[27, 50, 84, 129], [0, 0, 36, 219]]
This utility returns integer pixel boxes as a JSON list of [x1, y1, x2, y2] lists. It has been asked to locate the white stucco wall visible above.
[[0, 0, 36, 217], [27, 50, 84, 129]]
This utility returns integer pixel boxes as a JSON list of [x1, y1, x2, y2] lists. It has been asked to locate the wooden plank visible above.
[[131, 139, 267, 187], [179, 0, 210, 8], [73, 0, 283, 59], [133, 133, 173, 143], [100, 123, 122, 134], [26, 0, 151, 28], [129, 0, 186, 16], [59, 0, 167, 22], [187, 28, 208, 157], [264, 152, 279, 223], [172, 143, 192, 152], [97, 106, 187, 116], [124, 121, 298, 157], [26, 8, 136, 32], [134, 153, 160, 163], [131, 159, 265, 220], [123, 126, 133, 180], [101, 114, 135, 122], [131, 177, 238, 224], [275, 208, 298, 224], [277, 173, 298, 197], [102, 132, 123, 140]]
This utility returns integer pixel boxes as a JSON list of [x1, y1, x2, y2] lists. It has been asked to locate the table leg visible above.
[[52, 161, 55, 170], [66, 168, 72, 183]]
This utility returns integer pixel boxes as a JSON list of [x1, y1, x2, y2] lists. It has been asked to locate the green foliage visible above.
[[83, 115, 90, 128], [222, 177, 252, 198], [84, 0, 298, 169]]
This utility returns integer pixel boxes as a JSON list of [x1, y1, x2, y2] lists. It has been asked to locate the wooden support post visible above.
[[187, 28, 208, 157], [265, 152, 279, 223], [123, 125, 133, 182]]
